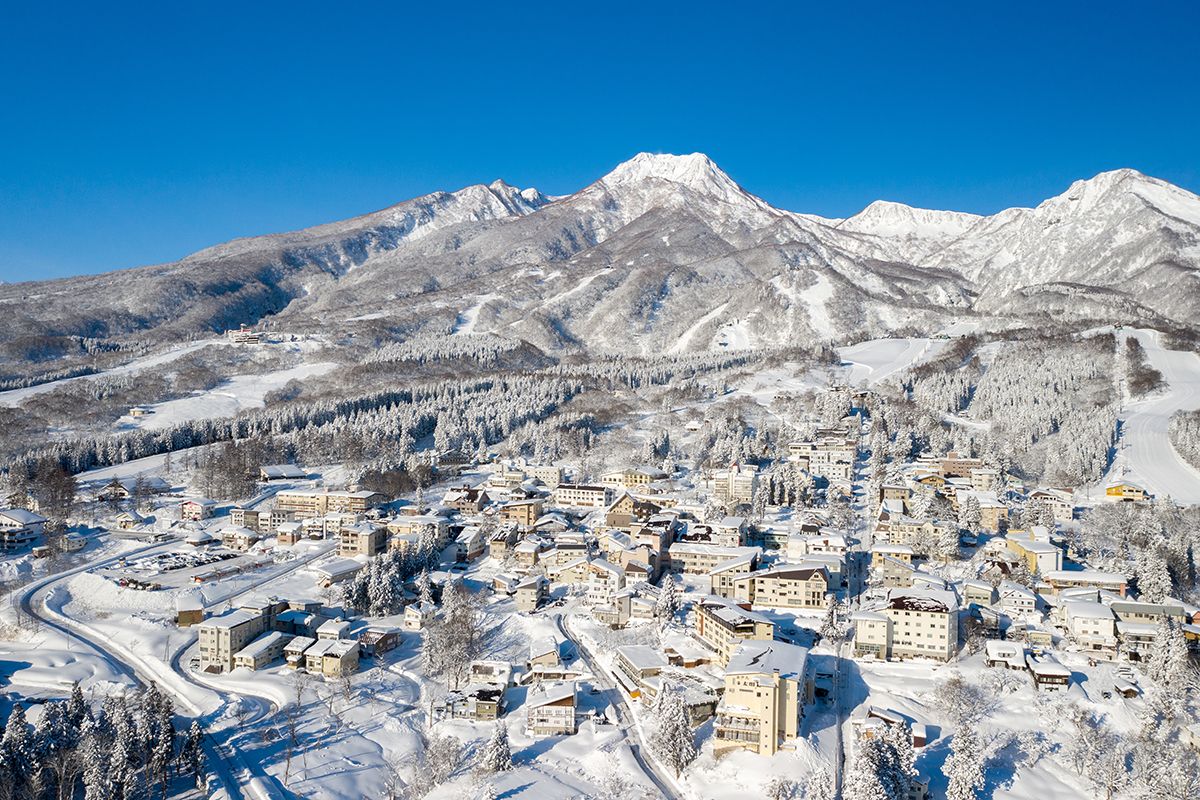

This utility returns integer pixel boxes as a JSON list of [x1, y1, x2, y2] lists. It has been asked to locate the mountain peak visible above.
[[839, 199, 982, 240], [594, 152, 780, 219]]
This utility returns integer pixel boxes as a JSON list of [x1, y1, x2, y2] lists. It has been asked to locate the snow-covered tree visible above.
[[804, 768, 834, 800], [648, 687, 696, 777], [842, 734, 888, 800], [944, 724, 984, 800], [762, 776, 798, 800], [476, 722, 513, 775], [654, 577, 679, 625]]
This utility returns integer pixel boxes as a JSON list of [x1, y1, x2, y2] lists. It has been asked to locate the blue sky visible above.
[[2, 1, 1197, 281]]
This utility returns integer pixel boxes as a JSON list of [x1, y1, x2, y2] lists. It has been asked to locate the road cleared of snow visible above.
[[1106, 329, 1200, 504]]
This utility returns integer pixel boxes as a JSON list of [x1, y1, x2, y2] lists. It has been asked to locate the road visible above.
[[555, 612, 684, 800], [19, 537, 334, 800], [16, 539, 249, 800], [1107, 329, 1200, 504], [832, 411, 874, 795]]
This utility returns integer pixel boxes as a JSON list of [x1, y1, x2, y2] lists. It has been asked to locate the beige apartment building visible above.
[[198, 609, 268, 672], [731, 564, 831, 610], [666, 543, 761, 575], [274, 489, 386, 516], [694, 596, 775, 666], [712, 463, 758, 504], [714, 641, 811, 756], [852, 589, 958, 662]]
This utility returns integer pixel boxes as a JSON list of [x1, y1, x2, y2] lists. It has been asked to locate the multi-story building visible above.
[[666, 543, 761, 575], [197, 609, 268, 672], [274, 489, 386, 516], [0, 508, 47, 550], [708, 552, 759, 598], [694, 596, 775, 666], [526, 681, 577, 735], [552, 484, 613, 509], [714, 641, 811, 756], [712, 463, 759, 504], [339, 522, 385, 557], [731, 564, 831, 610], [600, 468, 667, 491], [852, 589, 958, 662]]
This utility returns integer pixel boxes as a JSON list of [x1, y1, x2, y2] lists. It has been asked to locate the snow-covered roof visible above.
[[235, 631, 288, 659], [725, 641, 809, 680], [616, 645, 668, 673], [0, 508, 47, 525], [526, 680, 576, 708]]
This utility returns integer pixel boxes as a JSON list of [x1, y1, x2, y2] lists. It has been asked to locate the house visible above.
[[316, 617, 352, 641], [997, 581, 1038, 618], [871, 544, 914, 568], [515, 575, 548, 612], [552, 483, 613, 509], [442, 486, 491, 515], [177, 501, 216, 525], [526, 681, 577, 735], [404, 602, 435, 631], [184, 529, 216, 548], [1062, 600, 1117, 657], [233, 631, 290, 671], [1005, 532, 1063, 574], [694, 596, 775, 666], [528, 637, 561, 670], [586, 559, 625, 605], [451, 526, 486, 563], [114, 510, 146, 530], [961, 580, 996, 608], [176, 596, 205, 627], [983, 640, 1026, 670], [284, 636, 315, 668], [1116, 621, 1158, 660], [197, 609, 268, 672], [439, 684, 507, 722], [0, 508, 48, 550], [276, 521, 304, 546], [1026, 655, 1071, 692], [1105, 481, 1149, 503], [960, 491, 1008, 532], [320, 640, 360, 677], [714, 641, 811, 756], [731, 564, 831, 610], [259, 464, 307, 481], [852, 589, 959, 662], [221, 526, 260, 551]]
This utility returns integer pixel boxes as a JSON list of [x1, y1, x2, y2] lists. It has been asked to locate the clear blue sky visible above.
[[2, 1, 1198, 281]]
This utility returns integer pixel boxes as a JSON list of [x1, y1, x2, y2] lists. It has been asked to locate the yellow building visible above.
[[714, 641, 811, 756]]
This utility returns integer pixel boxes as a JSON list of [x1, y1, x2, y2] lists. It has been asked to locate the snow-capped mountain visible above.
[[2, 154, 1198, 366]]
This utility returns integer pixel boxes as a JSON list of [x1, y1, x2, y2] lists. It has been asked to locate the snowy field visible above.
[[121, 361, 338, 431], [0, 339, 228, 407], [837, 337, 945, 386]]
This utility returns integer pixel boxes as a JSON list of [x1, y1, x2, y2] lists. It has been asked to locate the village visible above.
[[1, 371, 1197, 800]]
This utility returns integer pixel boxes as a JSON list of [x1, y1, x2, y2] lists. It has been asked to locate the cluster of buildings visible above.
[[190, 594, 398, 675]]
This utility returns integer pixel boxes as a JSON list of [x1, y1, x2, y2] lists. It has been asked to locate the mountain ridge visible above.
[[1, 154, 1197, 367]]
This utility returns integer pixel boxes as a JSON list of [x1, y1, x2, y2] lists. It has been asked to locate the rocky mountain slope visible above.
[[2, 154, 1198, 372]]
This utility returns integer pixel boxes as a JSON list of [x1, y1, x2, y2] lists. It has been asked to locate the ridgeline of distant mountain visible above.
[[3, 153, 1199, 367]]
